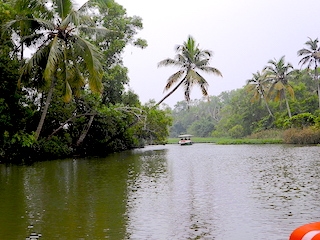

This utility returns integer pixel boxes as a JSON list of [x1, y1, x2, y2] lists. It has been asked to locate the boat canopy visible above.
[[178, 134, 193, 138]]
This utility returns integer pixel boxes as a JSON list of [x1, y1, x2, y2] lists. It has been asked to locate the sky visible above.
[[81, 0, 320, 107]]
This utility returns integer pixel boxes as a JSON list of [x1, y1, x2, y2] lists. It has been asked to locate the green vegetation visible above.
[[0, 0, 171, 163], [1, 0, 320, 163], [167, 137, 282, 145], [169, 66, 320, 145]]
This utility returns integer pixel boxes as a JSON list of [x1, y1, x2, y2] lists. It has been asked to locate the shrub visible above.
[[228, 125, 244, 138], [38, 136, 72, 159], [283, 127, 320, 144], [288, 113, 315, 128], [247, 129, 283, 139]]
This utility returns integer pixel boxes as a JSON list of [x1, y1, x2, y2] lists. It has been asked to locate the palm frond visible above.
[[286, 84, 295, 99], [59, 48, 73, 102], [297, 48, 312, 56], [73, 36, 103, 93], [61, 10, 79, 27], [78, 0, 112, 12], [274, 81, 284, 91], [305, 37, 319, 50], [78, 26, 112, 40], [251, 90, 261, 103], [72, 67, 86, 97], [158, 58, 182, 68], [199, 66, 223, 77], [43, 36, 64, 82], [164, 70, 185, 91], [18, 43, 51, 86], [20, 33, 43, 47], [63, 81, 73, 102], [194, 72, 209, 97], [33, 17, 56, 30], [298, 55, 311, 67], [195, 58, 210, 67], [54, 0, 72, 20]]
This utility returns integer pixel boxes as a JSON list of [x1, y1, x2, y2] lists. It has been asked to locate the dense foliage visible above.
[[169, 62, 320, 144], [0, 0, 171, 163]]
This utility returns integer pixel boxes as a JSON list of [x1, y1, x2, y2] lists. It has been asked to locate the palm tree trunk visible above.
[[156, 78, 185, 106], [76, 115, 95, 146], [261, 92, 273, 117], [35, 78, 55, 141], [284, 96, 292, 118], [263, 99, 274, 117], [315, 65, 320, 109], [317, 81, 320, 110], [47, 113, 95, 140]]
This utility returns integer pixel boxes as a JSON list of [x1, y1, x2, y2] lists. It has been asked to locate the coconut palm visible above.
[[246, 71, 273, 117], [263, 56, 295, 118], [156, 35, 222, 106], [9, 0, 51, 60], [5, 0, 110, 140], [297, 37, 320, 109]]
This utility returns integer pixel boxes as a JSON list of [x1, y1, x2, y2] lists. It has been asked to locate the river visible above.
[[1, 144, 319, 239]]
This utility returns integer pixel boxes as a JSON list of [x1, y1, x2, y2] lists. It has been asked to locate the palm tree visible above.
[[246, 71, 273, 117], [5, 0, 110, 140], [263, 56, 295, 118], [13, 0, 53, 60], [156, 35, 222, 106], [297, 37, 320, 109]]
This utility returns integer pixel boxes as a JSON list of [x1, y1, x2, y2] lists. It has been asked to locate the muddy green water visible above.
[[1, 144, 320, 239]]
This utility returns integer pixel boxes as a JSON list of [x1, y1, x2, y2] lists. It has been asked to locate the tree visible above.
[[92, 0, 147, 105], [246, 71, 273, 117], [297, 37, 320, 109], [263, 56, 295, 118], [5, 0, 110, 140], [156, 35, 222, 106]]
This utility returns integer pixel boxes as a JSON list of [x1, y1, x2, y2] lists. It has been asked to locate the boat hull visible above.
[[179, 140, 193, 145]]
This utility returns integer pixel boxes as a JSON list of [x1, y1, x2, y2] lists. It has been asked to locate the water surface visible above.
[[1, 144, 319, 239]]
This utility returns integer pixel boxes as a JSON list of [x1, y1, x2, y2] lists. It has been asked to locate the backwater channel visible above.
[[1, 144, 320, 239]]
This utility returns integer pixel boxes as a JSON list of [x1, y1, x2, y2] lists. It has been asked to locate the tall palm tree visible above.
[[246, 71, 273, 117], [297, 37, 320, 109], [5, 0, 110, 140], [156, 35, 222, 106], [263, 56, 295, 118]]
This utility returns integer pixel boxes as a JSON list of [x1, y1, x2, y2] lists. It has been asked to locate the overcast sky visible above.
[[103, 0, 320, 107]]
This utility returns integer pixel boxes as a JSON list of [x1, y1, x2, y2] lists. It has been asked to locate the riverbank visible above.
[[167, 137, 283, 145]]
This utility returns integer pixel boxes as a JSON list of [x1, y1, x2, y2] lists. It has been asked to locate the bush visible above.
[[283, 127, 320, 144], [288, 113, 315, 128], [38, 136, 72, 159], [228, 125, 244, 138], [247, 129, 283, 139]]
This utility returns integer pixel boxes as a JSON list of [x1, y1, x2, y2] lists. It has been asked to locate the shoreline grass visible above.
[[167, 137, 283, 145]]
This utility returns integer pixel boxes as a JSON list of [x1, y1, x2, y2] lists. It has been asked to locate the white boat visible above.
[[178, 134, 193, 145]]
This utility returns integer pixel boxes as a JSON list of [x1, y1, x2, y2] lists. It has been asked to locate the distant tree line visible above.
[[169, 38, 320, 143]]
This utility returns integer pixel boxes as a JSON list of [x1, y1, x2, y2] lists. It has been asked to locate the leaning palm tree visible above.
[[263, 56, 295, 118], [156, 35, 222, 106], [297, 37, 320, 109], [5, 0, 110, 140], [246, 71, 273, 117]]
